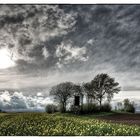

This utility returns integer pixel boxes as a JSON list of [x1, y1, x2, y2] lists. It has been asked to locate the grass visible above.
[[0, 112, 140, 136]]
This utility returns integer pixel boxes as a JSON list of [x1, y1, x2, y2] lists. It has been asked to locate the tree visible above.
[[83, 82, 96, 106], [49, 82, 74, 113], [123, 99, 135, 113], [91, 73, 121, 108], [73, 84, 83, 96], [123, 99, 130, 109]]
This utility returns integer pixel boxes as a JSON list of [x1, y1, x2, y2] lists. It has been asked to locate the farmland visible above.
[[0, 112, 140, 136]]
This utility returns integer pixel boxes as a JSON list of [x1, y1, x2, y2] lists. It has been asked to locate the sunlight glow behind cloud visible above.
[[0, 48, 15, 69]]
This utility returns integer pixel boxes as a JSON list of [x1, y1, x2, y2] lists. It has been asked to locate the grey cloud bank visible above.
[[0, 90, 53, 112]]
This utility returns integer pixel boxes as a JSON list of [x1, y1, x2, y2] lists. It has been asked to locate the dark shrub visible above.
[[100, 103, 112, 112], [70, 105, 81, 114], [123, 99, 135, 113], [45, 104, 58, 113], [125, 104, 135, 113], [70, 103, 112, 114], [82, 103, 100, 114]]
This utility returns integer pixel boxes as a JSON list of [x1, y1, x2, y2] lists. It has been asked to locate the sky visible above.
[[0, 4, 140, 111]]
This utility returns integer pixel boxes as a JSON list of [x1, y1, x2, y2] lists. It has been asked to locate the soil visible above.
[[97, 113, 140, 126]]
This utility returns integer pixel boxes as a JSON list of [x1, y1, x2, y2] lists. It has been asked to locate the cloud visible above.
[[42, 47, 49, 60], [87, 39, 94, 45], [0, 5, 77, 68], [0, 90, 53, 112], [0, 4, 140, 96], [55, 41, 88, 68], [1, 5, 140, 74]]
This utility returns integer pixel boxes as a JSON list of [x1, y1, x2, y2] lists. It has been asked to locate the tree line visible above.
[[48, 73, 121, 113], [116, 98, 135, 113]]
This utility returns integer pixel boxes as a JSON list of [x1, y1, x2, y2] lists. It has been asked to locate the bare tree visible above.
[[91, 73, 121, 108], [49, 82, 74, 113]]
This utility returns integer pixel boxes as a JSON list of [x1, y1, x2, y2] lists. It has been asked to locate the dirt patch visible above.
[[97, 113, 140, 126]]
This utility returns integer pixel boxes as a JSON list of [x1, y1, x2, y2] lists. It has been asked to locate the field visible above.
[[0, 112, 140, 136], [97, 112, 140, 126]]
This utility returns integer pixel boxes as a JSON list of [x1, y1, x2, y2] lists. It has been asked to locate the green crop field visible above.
[[0, 112, 140, 136]]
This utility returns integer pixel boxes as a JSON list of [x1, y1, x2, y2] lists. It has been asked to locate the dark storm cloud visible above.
[[0, 5, 140, 91], [0, 5, 78, 69], [70, 5, 140, 73]]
